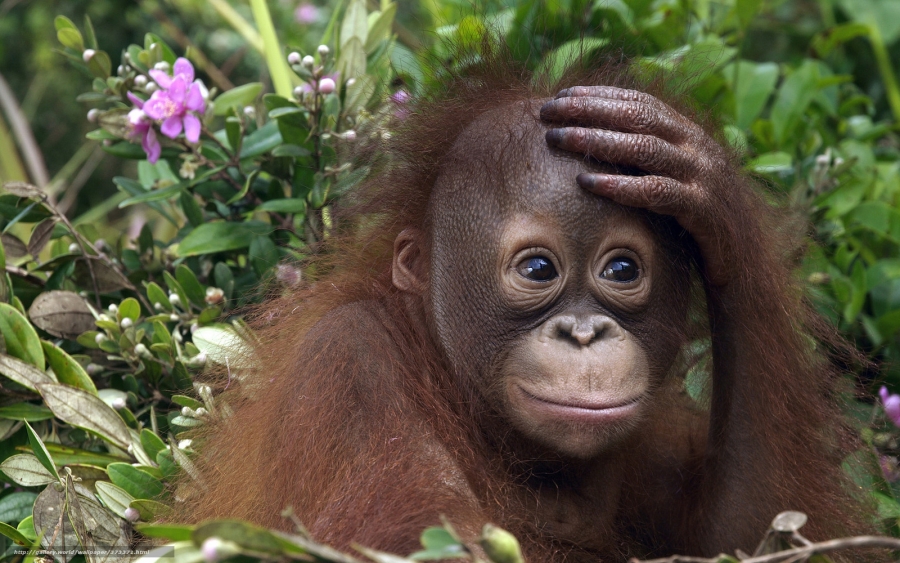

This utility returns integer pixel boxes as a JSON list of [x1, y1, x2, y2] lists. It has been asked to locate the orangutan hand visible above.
[[540, 86, 739, 286]]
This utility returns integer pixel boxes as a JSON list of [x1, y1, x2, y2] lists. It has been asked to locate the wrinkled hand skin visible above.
[[540, 86, 736, 286]]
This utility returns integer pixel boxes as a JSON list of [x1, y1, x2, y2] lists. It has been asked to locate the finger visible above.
[[554, 86, 669, 110], [545, 127, 696, 180], [575, 173, 693, 218], [540, 96, 688, 142]]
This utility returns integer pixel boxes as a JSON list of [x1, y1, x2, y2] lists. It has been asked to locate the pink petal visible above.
[[183, 113, 201, 143], [186, 83, 205, 113], [149, 69, 172, 89], [160, 116, 183, 139], [886, 395, 900, 427], [882, 386, 891, 404], [127, 91, 145, 109], [143, 128, 161, 163], [173, 57, 194, 82], [143, 96, 168, 120], [168, 76, 187, 104]]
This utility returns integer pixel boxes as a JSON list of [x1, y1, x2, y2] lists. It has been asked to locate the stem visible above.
[[0, 72, 50, 190], [249, 0, 293, 98], [202, 0, 264, 52], [867, 22, 900, 122]]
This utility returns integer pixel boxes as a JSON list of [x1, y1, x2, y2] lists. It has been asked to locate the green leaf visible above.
[[30, 443, 126, 467], [249, 236, 278, 276], [365, 4, 397, 53], [0, 453, 56, 487], [134, 523, 193, 542], [726, 60, 779, 130], [130, 499, 170, 521], [192, 520, 284, 555], [24, 421, 59, 481], [16, 516, 36, 542], [37, 383, 131, 450], [0, 302, 45, 369], [57, 27, 84, 52], [0, 353, 56, 391], [771, 60, 819, 147], [96, 481, 135, 518], [140, 428, 167, 460], [0, 491, 38, 524], [748, 151, 793, 174], [0, 521, 29, 546], [146, 282, 173, 312], [107, 462, 165, 500], [340, 0, 369, 49], [41, 341, 97, 395], [214, 83, 264, 116], [180, 191, 204, 227], [172, 395, 203, 410], [0, 402, 53, 421], [258, 198, 307, 214], [118, 297, 141, 322], [192, 324, 250, 365], [177, 222, 273, 256], [239, 120, 283, 159]]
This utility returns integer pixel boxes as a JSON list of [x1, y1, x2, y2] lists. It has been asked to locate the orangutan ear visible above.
[[392, 227, 428, 294]]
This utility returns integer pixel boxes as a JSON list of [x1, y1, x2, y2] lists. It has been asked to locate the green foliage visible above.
[[1, 0, 900, 560]]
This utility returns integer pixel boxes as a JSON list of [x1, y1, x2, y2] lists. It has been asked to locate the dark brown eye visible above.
[[516, 257, 558, 282], [600, 258, 638, 283]]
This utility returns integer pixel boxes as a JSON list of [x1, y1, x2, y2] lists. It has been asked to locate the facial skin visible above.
[[418, 102, 690, 459]]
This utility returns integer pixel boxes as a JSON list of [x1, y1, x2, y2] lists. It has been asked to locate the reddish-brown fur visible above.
[[180, 50, 872, 561]]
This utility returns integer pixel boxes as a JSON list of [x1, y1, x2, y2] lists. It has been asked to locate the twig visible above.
[[0, 72, 50, 190], [631, 535, 900, 563]]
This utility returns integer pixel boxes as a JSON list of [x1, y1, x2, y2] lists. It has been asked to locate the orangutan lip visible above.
[[516, 386, 640, 423]]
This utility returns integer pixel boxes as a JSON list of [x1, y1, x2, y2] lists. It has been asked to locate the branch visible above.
[[631, 535, 900, 563]]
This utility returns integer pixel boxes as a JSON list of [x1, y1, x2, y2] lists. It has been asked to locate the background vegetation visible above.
[[1, 0, 900, 561]]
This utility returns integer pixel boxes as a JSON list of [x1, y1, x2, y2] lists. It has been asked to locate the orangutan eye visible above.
[[600, 258, 638, 283], [516, 257, 558, 282]]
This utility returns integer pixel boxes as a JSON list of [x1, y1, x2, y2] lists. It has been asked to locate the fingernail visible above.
[[555, 88, 570, 99], [545, 129, 563, 146]]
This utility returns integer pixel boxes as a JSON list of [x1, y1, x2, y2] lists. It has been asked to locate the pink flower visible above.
[[295, 3, 318, 24], [318, 77, 335, 94], [126, 92, 161, 163], [144, 58, 206, 143], [391, 89, 411, 120], [881, 386, 900, 427]]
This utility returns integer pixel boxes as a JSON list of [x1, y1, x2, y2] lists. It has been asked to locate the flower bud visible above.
[[145, 82, 158, 94], [188, 352, 208, 368], [479, 524, 523, 563], [243, 106, 256, 119], [318, 78, 335, 94], [293, 86, 306, 98], [134, 343, 150, 357], [82, 49, 96, 62], [346, 78, 356, 87], [173, 329, 183, 342], [170, 313, 180, 322], [181, 406, 195, 417], [120, 317, 133, 329], [98, 314, 111, 323], [108, 303, 118, 313], [302, 55, 315, 68], [205, 287, 225, 305], [111, 397, 127, 410], [124, 507, 140, 522], [191, 323, 199, 334], [86, 363, 102, 375], [95, 333, 107, 344], [68, 243, 80, 253], [154, 302, 163, 311], [87, 109, 100, 122], [317, 45, 330, 56], [168, 293, 181, 306], [195, 407, 209, 418], [153, 61, 169, 71], [343, 130, 357, 141], [201, 537, 239, 563], [287, 52, 302, 65], [134, 75, 147, 87], [117, 65, 126, 76]]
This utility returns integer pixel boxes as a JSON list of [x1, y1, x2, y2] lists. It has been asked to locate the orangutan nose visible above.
[[541, 314, 621, 347]]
